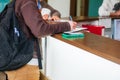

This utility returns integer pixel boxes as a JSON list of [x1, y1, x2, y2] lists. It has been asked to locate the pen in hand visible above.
[[68, 16, 77, 30], [69, 16, 73, 21]]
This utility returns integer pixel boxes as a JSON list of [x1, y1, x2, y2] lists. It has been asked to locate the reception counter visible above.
[[45, 32, 120, 80], [51, 32, 120, 64], [44, 16, 120, 80]]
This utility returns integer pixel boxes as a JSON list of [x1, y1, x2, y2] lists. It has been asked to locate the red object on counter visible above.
[[82, 24, 105, 36]]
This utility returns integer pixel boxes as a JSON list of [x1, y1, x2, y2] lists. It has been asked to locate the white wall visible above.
[[48, 0, 70, 17]]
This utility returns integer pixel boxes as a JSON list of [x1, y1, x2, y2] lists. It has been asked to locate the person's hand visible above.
[[42, 14, 49, 20], [51, 16, 60, 21], [41, 8, 51, 20], [68, 21, 77, 30], [115, 10, 120, 16], [110, 10, 120, 17]]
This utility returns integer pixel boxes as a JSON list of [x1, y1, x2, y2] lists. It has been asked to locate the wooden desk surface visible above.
[[73, 16, 99, 22], [62, 16, 99, 22], [51, 32, 120, 65], [72, 16, 120, 22]]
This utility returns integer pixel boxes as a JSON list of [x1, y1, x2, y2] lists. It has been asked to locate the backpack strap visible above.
[[35, 39, 42, 69], [37, 0, 42, 9]]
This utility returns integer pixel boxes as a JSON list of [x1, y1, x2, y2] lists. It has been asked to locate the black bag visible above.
[[0, 0, 42, 71]]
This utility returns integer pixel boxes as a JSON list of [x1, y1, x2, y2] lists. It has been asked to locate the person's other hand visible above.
[[51, 16, 60, 21], [68, 21, 77, 30]]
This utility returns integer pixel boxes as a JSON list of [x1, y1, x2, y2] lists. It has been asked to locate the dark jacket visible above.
[[15, 0, 70, 38], [40, 0, 61, 18]]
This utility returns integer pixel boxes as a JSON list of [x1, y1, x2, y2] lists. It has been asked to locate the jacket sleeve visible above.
[[20, 1, 70, 38]]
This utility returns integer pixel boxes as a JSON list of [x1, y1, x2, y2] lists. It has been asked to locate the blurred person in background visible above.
[[98, 0, 120, 17]]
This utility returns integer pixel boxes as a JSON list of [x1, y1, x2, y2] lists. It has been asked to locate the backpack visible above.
[[0, 0, 42, 71]]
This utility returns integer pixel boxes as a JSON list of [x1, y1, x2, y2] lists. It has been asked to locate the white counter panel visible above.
[[46, 36, 120, 80]]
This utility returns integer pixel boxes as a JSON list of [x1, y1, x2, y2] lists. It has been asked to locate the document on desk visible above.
[[55, 19, 87, 33], [64, 27, 87, 34], [55, 19, 69, 22]]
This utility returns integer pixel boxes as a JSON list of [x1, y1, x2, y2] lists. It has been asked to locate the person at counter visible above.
[[98, 0, 120, 17], [14, 0, 77, 79]]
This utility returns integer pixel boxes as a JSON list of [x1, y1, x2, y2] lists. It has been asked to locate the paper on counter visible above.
[[64, 27, 87, 34]]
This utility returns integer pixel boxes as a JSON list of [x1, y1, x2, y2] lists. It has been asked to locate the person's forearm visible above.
[[110, 12, 117, 17], [110, 11, 120, 17]]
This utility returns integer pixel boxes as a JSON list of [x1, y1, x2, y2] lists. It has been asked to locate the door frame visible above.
[[70, 0, 88, 17]]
